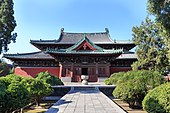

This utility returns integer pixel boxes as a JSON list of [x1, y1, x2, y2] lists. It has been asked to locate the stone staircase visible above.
[[73, 86, 98, 91]]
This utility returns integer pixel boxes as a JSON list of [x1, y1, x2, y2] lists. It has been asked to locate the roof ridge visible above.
[[4, 51, 43, 56], [66, 35, 104, 52], [30, 39, 57, 42], [63, 32, 107, 34], [46, 49, 123, 54]]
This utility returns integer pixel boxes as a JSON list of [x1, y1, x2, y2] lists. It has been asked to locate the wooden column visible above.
[[106, 63, 111, 77], [96, 63, 98, 81], [71, 63, 74, 77], [59, 63, 63, 78]]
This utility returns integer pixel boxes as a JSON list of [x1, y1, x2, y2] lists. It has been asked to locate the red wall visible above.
[[110, 67, 132, 74], [15, 67, 60, 78], [15, 66, 132, 79]]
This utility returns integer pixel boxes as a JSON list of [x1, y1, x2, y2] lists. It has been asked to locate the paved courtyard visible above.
[[46, 87, 125, 113]]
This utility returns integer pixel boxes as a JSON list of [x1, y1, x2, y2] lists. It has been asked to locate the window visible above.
[[98, 67, 106, 76], [74, 67, 81, 75]]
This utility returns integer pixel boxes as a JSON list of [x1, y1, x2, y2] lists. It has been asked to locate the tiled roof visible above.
[[66, 35, 104, 52], [4, 51, 54, 60], [57, 32, 114, 44], [30, 28, 134, 45], [46, 35, 123, 55], [116, 53, 137, 59], [30, 32, 113, 44], [46, 49, 123, 55]]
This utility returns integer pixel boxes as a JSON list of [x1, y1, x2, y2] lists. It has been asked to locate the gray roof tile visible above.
[[4, 51, 54, 59], [30, 29, 134, 45]]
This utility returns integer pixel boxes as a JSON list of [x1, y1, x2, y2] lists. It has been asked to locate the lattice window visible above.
[[74, 67, 81, 75], [98, 67, 106, 75]]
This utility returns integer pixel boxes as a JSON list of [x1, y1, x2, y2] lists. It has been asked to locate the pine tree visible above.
[[0, 0, 17, 53], [132, 17, 169, 74], [148, 0, 170, 62]]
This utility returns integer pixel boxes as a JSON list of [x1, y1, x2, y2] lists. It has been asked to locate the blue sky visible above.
[[7, 0, 148, 53]]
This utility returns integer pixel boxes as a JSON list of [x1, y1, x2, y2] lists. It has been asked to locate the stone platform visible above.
[[46, 86, 125, 113]]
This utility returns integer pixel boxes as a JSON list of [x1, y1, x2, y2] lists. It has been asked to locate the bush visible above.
[[104, 72, 125, 85], [113, 70, 165, 108], [0, 73, 54, 111], [0, 62, 10, 76], [0, 77, 30, 113], [142, 82, 170, 113], [36, 71, 64, 86], [5, 82, 30, 112], [23, 78, 53, 106], [5, 74, 24, 83]]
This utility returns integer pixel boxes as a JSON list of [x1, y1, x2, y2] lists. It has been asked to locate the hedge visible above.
[[35, 71, 64, 86], [112, 70, 165, 108], [0, 73, 54, 112], [0, 75, 30, 113], [104, 72, 126, 85], [142, 82, 170, 113]]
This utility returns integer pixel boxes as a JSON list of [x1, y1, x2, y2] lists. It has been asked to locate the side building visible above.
[[4, 28, 137, 82]]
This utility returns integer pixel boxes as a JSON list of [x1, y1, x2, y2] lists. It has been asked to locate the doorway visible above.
[[82, 68, 88, 75]]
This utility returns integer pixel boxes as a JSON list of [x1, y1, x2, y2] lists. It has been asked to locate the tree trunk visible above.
[[35, 98, 40, 106]]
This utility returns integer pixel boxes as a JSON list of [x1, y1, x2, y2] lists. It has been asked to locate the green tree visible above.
[[132, 17, 169, 74], [36, 71, 64, 86], [143, 82, 170, 113], [5, 82, 30, 113], [0, 0, 17, 53], [148, 0, 170, 32], [0, 62, 9, 76], [113, 70, 165, 108], [148, 0, 170, 62], [5, 74, 23, 83], [0, 77, 30, 113], [104, 72, 125, 85], [0, 78, 7, 112], [22, 78, 53, 106]]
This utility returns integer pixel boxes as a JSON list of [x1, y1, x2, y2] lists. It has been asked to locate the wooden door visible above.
[[72, 67, 81, 82], [88, 67, 98, 82]]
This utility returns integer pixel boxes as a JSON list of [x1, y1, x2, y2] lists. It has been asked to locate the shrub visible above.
[[0, 73, 54, 111], [5, 74, 24, 82], [36, 71, 64, 86], [104, 72, 125, 85], [0, 78, 7, 112], [142, 82, 170, 113], [0, 77, 30, 113], [113, 70, 165, 108], [0, 62, 10, 76], [25, 78, 53, 106], [5, 82, 30, 112]]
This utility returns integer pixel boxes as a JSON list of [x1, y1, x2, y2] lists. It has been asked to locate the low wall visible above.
[[50, 85, 116, 96], [98, 86, 116, 96], [15, 67, 60, 78], [51, 86, 71, 96]]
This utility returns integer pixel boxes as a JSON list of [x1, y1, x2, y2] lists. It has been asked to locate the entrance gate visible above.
[[72, 67, 98, 82]]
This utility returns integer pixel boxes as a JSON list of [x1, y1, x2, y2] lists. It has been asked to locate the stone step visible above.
[[73, 86, 97, 91]]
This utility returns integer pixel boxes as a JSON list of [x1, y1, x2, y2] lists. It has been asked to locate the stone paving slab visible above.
[[46, 88, 126, 113]]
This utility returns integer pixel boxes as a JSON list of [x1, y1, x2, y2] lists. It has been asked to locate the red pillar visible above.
[[59, 63, 63, 78], [71, 63, 74, 78]]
